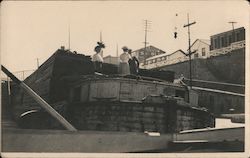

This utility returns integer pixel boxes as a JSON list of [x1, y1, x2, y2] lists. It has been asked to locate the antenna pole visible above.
[[68, 22, 71, 50], [99, 31, 104, 57], [36, 58, 39, 69], [100, 31, 102, 42], [228, 21, 237, 31], [228, 21, 237, 42], [143, 20, 151, 67]]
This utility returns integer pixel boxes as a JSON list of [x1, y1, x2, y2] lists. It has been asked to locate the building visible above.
[[210, 27, 245, 56], [190, 39, 210, 59], [103, 55, 119, 65], [143, 49, 187, 69], [132, 45, 165, 64]]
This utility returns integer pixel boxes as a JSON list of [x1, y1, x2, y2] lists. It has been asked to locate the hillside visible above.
[[157, 48, 245, 85]]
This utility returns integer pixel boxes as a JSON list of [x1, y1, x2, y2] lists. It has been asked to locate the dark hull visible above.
[[20, 100, 214, 133]]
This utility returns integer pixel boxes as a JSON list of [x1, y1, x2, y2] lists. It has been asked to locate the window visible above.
[[236, 32, 241, 41], [202, 48, 206, 56], [211, 40, 214, 50], [229, 35, 232, 44], [221, 37, 225, 47], [194, 53, 199, 58], [214, 39, 217, 49], [217, 37, 220, 48]]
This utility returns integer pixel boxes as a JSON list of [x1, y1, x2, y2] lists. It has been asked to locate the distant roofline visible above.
[[168, 49, 185, 56], [189, 39, 210, 50], [146, 49, 185, 61], [132, 45, 166, 53], [210, 27, 245, 38]]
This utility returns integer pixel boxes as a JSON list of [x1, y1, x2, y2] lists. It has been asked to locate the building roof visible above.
[[146, 49, 185, 61], [133, 45, 166, 54], [168, 49, 186, 56], [210, 27, 245, 38], [189, 39, 210, 50]]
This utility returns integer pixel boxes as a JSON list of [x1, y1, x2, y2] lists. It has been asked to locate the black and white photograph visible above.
[[0, 0, 249, 157]]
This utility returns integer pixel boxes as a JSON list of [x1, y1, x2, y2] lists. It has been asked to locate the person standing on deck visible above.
[[92, 42, 105, 73], [119, 46, 130, 75], [128, 49, 139, 75]]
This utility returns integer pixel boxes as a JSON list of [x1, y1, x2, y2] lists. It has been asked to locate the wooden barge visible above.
[[10, 48, 215, 133]]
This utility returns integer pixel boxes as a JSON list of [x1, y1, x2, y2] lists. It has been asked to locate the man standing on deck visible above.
[[128, 49, 139, 75]]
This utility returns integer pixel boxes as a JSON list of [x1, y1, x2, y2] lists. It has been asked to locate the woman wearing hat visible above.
[[92, 42, 105, 73], [119, 46, 130, 75]]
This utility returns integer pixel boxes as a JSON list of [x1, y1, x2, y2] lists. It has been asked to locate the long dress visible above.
[[92, 53, 103, 73], [119, 52, 130, 75]]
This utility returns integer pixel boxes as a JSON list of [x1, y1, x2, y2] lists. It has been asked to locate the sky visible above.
[[1, 1, 249, 73]]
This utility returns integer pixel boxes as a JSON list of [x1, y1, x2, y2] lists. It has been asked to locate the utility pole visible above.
[[228, 21, 237, 42], [183, 13, 196, 90], [143, 20, 151, 67]]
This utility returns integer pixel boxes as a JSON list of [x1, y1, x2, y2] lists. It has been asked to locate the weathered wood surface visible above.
[[69, 78, 187, 103]]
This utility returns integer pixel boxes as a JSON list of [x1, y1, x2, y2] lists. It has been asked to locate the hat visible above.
[[122, 46, 128, 51], [97, 42, 105, 48]]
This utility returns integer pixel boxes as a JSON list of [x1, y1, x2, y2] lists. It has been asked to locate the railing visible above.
[[141, 56, 189, 69], [210, 40, 245, 56]]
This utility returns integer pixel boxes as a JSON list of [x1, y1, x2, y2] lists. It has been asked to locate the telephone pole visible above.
[[143, 20, 151, 67], [183, 13, 196, 89]]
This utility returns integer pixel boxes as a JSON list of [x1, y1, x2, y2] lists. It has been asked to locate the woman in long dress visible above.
[[92, 42, 105, 73], [119, 46, 130, 75]]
